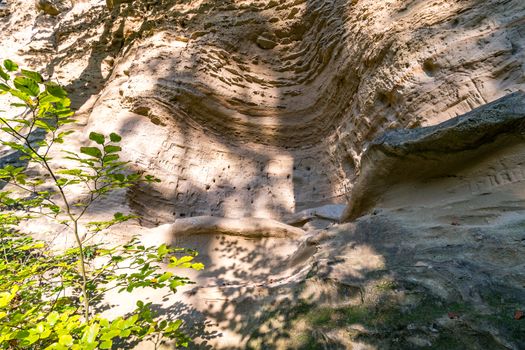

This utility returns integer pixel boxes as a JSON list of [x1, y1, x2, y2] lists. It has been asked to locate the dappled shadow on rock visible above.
[[160, 94, 525, 348], [227, 208, 525, 349], [110, 297, 221, 350], [4, 0, 525, 348]]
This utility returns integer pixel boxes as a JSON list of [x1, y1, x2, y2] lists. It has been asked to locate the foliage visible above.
[[0, 60, 203, 349]]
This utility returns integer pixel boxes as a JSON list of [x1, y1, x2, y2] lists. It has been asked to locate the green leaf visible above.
[[109, 133, 122, 142], [100, 340, 113, 349], [9, 87, 31, 103], [104, 145, 121, 153], [100, 319, 110, 328], [15, 330, 30, 339], [39, 93, 62, 105], [24, 333, 40, 345], [36, 323, 45, 334], [56, 169, 83, 176], [103, 154, 119, 163], [56, 178, 70, 187], [145, 175, 161, 183], [169, 255, 193, 266], [157, 244, 169, 258], [34, 119, 53, 131], [0, 83, 9, 91], [89, 132, 105, 145], [41, 328, 52, 339], [0, 67, 9, 80], [59, 334, 73, 346], [126, 174, 141, 181], [191, 262, 205, 270], [46, 311, 60, 326], [112, 173, 125, 182], [99, 329, 119, 341], [158, 272, 173, 282], [0, 285, 19, 307], [80, 147, 102, 158], [166, 319, 182, 332], [13, 76, 40, 96], [4, 59, 19, 72], [82, 323, 100, 344], [45, 82, 67, 98], [58, 130, 75, 139], [21, 69, 43, 83], [169, 279, 185, 291]]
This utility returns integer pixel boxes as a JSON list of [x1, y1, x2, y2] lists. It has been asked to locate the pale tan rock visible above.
[[256, 33, 277, 49], [35, 0, 69, 15], [0, 0, 10, 17], [1, 0, 525, 348], [166, 215, 306, 239]]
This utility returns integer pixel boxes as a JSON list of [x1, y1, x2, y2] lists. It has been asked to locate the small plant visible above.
[[0, 60, 203, 349]]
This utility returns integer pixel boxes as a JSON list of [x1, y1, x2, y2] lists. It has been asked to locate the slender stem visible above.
[[3, 181, 35, 195], [43, 283, 64, 319], [1, 110, 92, 322], [72, 219, 90, 321]]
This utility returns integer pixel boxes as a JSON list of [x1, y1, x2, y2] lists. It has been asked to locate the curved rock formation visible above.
[[166, 215, 305, 239], [2, 0, 524, 223], [1, 0, 525, 348], [343, 91, 525, 221]]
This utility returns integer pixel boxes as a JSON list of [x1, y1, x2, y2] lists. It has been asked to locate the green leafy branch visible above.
[[0, 60, 202, 349]]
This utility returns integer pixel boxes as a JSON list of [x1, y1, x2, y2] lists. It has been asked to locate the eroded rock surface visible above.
[[343, 91, 525, 221], [2, 0, 523, 222], [1, 0, 525, 348], [35, 0, 71, 16]]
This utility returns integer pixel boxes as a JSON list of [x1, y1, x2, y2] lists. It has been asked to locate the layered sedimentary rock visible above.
[[3, 0, 523, 223], [343, 91, 525, 220], [1, 0, 525, 348], [118, 0, 525, 223]]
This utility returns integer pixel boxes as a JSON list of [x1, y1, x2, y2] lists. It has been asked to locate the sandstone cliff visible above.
[[1, 0, 524, 348]]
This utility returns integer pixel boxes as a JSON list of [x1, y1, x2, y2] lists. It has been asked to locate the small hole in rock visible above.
[[377, 92, 391, 107], [422, 59, 439, 77]]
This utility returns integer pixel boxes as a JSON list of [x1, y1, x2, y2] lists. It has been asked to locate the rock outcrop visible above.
[[35, 0, 70, 16], [0, 0, 9, 17], [1, 0, 525, 348], [2, 0, 522, 223], [166, 215, 305, 239], [342, 91, 525, 221]]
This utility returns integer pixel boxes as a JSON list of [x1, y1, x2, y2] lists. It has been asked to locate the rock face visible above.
[[1, 0, 525, 348], [35, 0, 70, 16], [342, 91, 525, 221], [2, 0, 525, 223], [0, 0, 10, 17], [88, 0, 525, 224]]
